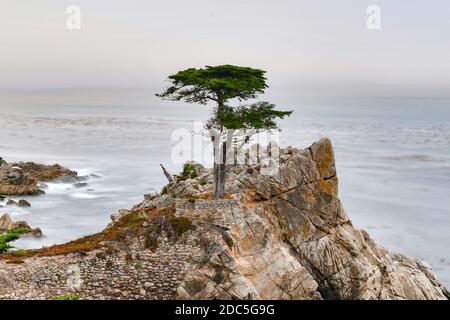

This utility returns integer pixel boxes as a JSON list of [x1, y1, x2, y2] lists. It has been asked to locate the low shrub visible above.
[[144, 214, 193, 251], [0, 228, 31, 254], [54, 295, 80, 300], [176, 162, 198, 182]]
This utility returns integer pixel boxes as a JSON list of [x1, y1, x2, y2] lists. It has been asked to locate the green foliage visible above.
[[144, 215, 193, 252], [0, 228, 30, 254], [10, 227, 32, 235], [177, 162, 199, 182], [134, 260, 142, 270], [225, 235, 234, 249], [167, 215, 193, 236], [156, 65, 267, 104], [11, 250, 26, 257], [144, 235, 160, 252], [121, 211, 142, 225], [218, 101, 293, 130], [54, 295, 80, 300], [157, 65, 292, 132]]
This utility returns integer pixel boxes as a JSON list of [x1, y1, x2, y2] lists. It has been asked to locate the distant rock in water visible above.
[[0, 138, 448, 300], [10, 162, 77, 182], [73, 182, 88, 188], [0, 161, 78, 196], [5, 199, 31, 207], [5, 199, 17, 206], [17, 200, 31, 207]]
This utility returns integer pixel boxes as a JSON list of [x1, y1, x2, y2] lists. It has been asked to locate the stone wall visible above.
[[0, 236, 203, 300]]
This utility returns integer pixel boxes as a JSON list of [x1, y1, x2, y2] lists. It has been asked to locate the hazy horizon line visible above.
[[1, 85, 449, 100]]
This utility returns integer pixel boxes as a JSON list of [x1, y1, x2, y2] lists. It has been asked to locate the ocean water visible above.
[[0, 88, 449, 287]]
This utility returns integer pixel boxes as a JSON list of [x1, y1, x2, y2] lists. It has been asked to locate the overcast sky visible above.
[[1, 0, 449, 96]]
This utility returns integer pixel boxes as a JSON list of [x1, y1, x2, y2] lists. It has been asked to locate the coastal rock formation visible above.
[[10, 162, 77, 182], [0, 138, 448, 300], [5, 199, 31, 207], [173, 138, 449, 300], [0, 161, 77, 196], [0, 214, 42, 238]]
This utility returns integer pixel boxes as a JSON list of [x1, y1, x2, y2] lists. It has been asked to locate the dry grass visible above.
[[0, 205, 177, 262], [182, 192, 234, 201]]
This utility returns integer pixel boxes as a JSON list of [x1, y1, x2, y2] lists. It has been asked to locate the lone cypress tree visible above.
[[157, 65, 292, 198]]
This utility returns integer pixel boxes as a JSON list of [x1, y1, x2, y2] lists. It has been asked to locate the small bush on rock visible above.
[[176, 162, 198, 182], [144, 214, 193, 252], [0, 228, 31, 254], [54, 295, 80, 300]]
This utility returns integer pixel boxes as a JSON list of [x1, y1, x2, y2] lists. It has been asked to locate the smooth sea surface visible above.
[[0, 88, 449, 286]]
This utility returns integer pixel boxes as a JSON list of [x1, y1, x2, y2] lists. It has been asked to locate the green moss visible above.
[[144, 215, 193, 252], [54, 295, 80, 300], [176, 162, 198, 182], [167, 215, 192, 236], [11, 250, 26, 257], [134, 261, 142, 270], [121, 211, 142, 226], [144, 234, 161, 252]]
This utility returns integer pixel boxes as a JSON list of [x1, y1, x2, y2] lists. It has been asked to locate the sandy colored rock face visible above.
[[0, 214, 42, 238], [9, 162, 77, 182], [0, 138, 448, 300], [175, 138, 449, 300], [0, 166, 40, 195], [0, 162, 77, 196]]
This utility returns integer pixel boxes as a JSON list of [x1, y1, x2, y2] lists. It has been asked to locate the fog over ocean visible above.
[[0, 88, 449, 286]]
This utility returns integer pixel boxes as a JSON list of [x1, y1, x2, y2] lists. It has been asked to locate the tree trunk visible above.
[[213, 99, 228, 198], [160, 164, 175, 183], [214, 141, 226, 198]]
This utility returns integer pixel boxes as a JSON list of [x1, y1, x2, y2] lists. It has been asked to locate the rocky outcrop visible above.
[[0, 166, 40, 196], [0, 161, 77, 196], [4, 199, 31, 207], [0, 138, 447, 300], [172, 139, 449, 300], [0, 214, 42, 238], [10, 162, 77, 182]]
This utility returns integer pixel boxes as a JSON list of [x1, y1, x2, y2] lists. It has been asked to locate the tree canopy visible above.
[[217, 102, 292, 130], [156, 65, 268, 105]]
